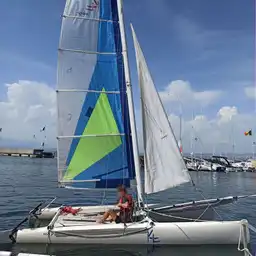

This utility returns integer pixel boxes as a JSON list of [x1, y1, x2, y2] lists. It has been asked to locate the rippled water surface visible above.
[[0, 156, 255, 255]]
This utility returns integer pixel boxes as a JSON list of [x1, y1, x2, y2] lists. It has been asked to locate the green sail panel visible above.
[[64, 88, 122, 180]]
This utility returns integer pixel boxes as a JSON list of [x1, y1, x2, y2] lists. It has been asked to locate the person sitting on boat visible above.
[[97, 185, 133, 224]]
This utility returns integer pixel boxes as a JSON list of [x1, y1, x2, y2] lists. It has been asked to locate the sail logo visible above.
[[76, 0, 99, 17], [86, 0, 99, 11], [147, 225, 160, 254], [147, 225, 160, 245]]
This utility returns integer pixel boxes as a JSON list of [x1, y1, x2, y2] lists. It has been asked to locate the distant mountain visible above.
[[0, 138, 36, 148]]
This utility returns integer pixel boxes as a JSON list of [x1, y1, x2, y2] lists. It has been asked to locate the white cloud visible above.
[[194, 90, 222, 106], [167, 106, 256, 154], [0, 79, 254, 154], [244, 86, 256, 99], [0, 80, 56, 148], [217, 106, 238, 124], [138, 78, 255, 154], [159, 80, 222, 107]]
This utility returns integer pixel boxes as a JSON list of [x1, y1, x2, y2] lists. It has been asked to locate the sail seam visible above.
[[62, 14, 118, 23], [56, 89, 121, 94], [58, 48, 118, 55], [57, 134, 125, 139]]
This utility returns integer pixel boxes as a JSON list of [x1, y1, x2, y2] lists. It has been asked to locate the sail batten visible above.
[[62, 14, 118, 23], [59, 48, 118, 55], [57, 0, 135, 189], [57, 89, 121, 93], [131, 24, 191, 194], [58, 133, 125, 139]]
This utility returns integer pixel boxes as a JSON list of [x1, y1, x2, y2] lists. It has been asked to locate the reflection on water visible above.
[[212, 172, 218, 187], [12, 244, 247, 256]]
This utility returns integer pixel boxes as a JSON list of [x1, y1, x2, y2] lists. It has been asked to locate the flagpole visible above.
[[200, 105, 203, 160], [253, 129, 255, 159], [190, 110, 194, 162], [230, 116, 235, 161], [177, 96, 183, 155]]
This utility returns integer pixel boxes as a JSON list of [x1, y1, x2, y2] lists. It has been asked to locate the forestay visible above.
[[57, 0, 135, 189], [131, 25, 191, 194]]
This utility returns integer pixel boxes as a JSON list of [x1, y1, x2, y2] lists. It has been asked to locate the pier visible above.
[[0, 148, 55, 158]]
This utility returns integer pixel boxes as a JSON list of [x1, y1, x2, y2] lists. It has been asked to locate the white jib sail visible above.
[[131, 24, 191, 194]]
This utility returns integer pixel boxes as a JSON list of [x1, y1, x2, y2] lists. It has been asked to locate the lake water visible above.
[[0, 156, 255, 255]]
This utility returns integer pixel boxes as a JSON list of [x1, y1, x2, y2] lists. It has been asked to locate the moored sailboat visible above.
[[7, 0, 252, 250], [35, 0, 247, 223]]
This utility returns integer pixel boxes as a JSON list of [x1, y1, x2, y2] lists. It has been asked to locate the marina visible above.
[[0, 150, 254, 172], [0, 0, 254, 254], [184, 155, 256, 172], [0, 0, 254, 255]]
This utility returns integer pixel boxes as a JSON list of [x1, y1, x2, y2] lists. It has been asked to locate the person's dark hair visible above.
[[117, 184, 127, 193]]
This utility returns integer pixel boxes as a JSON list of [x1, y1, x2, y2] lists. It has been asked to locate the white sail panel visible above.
[[57, 0, 100, 172], [131, 25, 191, 194]]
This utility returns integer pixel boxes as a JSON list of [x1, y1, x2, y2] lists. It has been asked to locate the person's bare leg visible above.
[[97, 210, 117, 223]]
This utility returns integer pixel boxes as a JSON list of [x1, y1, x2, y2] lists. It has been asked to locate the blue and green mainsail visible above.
[[58, 0, 135, 189]]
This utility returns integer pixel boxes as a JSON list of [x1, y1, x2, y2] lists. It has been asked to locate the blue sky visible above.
[[0, 0, 255, 152], [0, 0, 254, 106]]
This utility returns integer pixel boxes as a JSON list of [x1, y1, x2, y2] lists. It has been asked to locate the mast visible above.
[[178, 99, 182, 154], [117, 0, 143, 204], [190, 110, 194, 162], [230, 116, 235, 161], [56, 78, 61, 185]]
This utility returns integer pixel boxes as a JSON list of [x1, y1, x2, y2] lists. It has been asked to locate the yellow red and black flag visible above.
[[244, 130, 252, 136]]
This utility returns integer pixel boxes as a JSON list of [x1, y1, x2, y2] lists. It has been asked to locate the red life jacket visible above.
[[118, 194, 133, 213]]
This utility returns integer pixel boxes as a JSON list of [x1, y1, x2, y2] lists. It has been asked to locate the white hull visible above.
[[0, 252, 51, 256], [15, 219, 249, 245]]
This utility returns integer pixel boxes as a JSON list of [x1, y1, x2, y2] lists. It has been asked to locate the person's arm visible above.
[[116, 201, 128, 208], [119, 202, 129, 208]]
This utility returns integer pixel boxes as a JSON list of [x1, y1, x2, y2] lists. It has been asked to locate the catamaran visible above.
[[34, 0, 252, 223], [7, 0, 253, 250]]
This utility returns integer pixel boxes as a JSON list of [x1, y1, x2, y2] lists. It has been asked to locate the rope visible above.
[[237, 223, 253, 256], [191, 185, 224, 221], [101, 190, 107, 206], [248, 224, 256, 233], [193, 204, 210, 222], [51, 225, 152, 239]]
